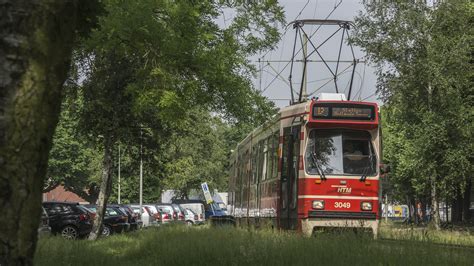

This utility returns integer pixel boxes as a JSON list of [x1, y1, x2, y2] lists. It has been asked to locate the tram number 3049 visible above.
[[334, 202, 351, 208]]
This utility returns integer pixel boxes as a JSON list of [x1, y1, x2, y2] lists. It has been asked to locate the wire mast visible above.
[[288, 19, 359, 104]]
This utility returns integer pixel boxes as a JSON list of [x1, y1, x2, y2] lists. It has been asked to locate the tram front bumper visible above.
[[301, 217, 379, 238]]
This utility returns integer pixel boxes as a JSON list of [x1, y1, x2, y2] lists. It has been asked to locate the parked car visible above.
[[42, 202, 92, 239], [144, 204, 162, 226], [129, 205, 144, 227], [172, 204, 186, 223], [205, 202, 227, 219], [103, 206, 130, 235], [184, 208, 198, 226], [38, 207, 51, 236], [110, 204, 140, 231], [130, 205, 157, 227], [81, 204, 130, 236], [178, 202, 206, 225], [155, 204, 175, 224]]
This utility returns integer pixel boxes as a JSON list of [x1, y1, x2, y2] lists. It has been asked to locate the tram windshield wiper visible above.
[[311, 152, 326, 181], [360, 167, 368, 182], [360, 153, 375, 182]]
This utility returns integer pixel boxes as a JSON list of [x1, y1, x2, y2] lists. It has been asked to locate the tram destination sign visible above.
[[312, 103, 376, 121]]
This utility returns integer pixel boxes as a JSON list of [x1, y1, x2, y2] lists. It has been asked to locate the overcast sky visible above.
[[247, 0, 379, 108]]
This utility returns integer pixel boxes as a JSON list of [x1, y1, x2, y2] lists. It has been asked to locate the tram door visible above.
[[279, 126, 300, 230]]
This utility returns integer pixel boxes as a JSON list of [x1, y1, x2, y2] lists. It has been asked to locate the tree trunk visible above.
[[88, 135, 114, 240], [0, 1, 92, 264], [445, 197, 449, 223], [462, 178, 472, 222], [408, 197, 416, 223], [451, 193, 463, 223], [431, 180, 441, 230]]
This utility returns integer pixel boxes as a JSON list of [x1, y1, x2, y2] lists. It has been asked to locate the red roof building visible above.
[[42, 185, 89, 203]]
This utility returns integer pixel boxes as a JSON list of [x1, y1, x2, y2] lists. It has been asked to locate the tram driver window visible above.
[[342, 139, 373, 174], [305, 130, 376, 176]]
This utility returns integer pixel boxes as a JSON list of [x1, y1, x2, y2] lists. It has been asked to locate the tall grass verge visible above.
[[379, 222, 474, 247], [35, 225, 474, 265]]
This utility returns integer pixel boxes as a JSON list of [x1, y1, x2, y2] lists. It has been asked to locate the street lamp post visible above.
[[139, 128, 143, 217], [118, 143, 121, 204]]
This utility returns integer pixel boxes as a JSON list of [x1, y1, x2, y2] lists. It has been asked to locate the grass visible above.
[[35, 225, 474, 266], [379, 221, 474, 247]]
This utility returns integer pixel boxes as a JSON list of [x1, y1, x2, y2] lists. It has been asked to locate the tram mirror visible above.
[[380, 163, 391, 174]]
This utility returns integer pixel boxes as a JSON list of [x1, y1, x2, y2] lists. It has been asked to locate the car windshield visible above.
[[84, 205, 97, 212], [106, 208, 119, 216], [210, 203, 222, 211], [77, 205, 90, 213], [305, 129, 376, 176]]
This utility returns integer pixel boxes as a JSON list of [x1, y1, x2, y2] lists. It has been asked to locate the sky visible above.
[[244, 0, 380, 108]]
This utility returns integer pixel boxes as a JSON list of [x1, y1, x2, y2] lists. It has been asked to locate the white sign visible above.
[[201, 182, 213, 204]]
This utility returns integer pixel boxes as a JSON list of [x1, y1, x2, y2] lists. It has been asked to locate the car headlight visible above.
[[361, 202, 372, 211], [312, 200, 325, 210]]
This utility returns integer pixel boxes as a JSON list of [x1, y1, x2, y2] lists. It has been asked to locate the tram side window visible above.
[[272, 131, 279, 179], [266, 136, 273, 180], [229, 162, 234, 190], [251, 145, 258, 184], [236, 157, 242, 207], [281, 132, 289, 180], [260, 139, 268, 182], [255, 140, 262, 183]]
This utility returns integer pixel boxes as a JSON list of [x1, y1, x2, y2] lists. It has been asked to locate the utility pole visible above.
[[302, 32, 308, 101], [139, 128, 143, 216], [118, 143, 121, 204]]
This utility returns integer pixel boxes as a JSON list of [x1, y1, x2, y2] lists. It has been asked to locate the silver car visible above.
[[130, 205, 157, 227], [184, 208, 198, 226], [179, 203, 206, 224]]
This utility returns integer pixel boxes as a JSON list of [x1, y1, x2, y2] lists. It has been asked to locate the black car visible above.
[[109, 204, 140, 231], [42, 202, 93, 239], [82, 204, 130, 236]]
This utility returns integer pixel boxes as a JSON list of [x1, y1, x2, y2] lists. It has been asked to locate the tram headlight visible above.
[[361, 202, 372, 211], [312, 200, 325, 210]]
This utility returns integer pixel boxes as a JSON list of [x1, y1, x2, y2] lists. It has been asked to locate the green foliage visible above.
[[47, 95, 102, 202], [161, 110, 229, 197], [353, 1, 473, 202]]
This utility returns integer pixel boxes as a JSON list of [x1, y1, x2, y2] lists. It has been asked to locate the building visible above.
[[42, 185, 89, 203]]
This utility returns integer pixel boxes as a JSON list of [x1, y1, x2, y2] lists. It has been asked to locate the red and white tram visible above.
[[228, 94, 382, 236]]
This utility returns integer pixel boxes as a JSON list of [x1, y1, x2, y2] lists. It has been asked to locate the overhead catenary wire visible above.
[[260, 0, 311, 100], [361, 91, 377, 101], [307, 63, 354, 97], [261, 67, 291, 88], [260, 1, 343, 95], [354, 60, 367, 101], [258, 0, 310, 61]]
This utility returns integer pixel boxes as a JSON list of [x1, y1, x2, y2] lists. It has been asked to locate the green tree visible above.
[[75, 0, 283, 239], [352, 0, 473, 228]]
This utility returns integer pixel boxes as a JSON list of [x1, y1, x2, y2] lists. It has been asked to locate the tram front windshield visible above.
[[305, 130, 376, 176]]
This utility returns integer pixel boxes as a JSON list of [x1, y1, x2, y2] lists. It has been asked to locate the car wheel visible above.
[[186, 221, 193, 226], [61, 226, 78, 240], [102, 225, 112, 237]]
